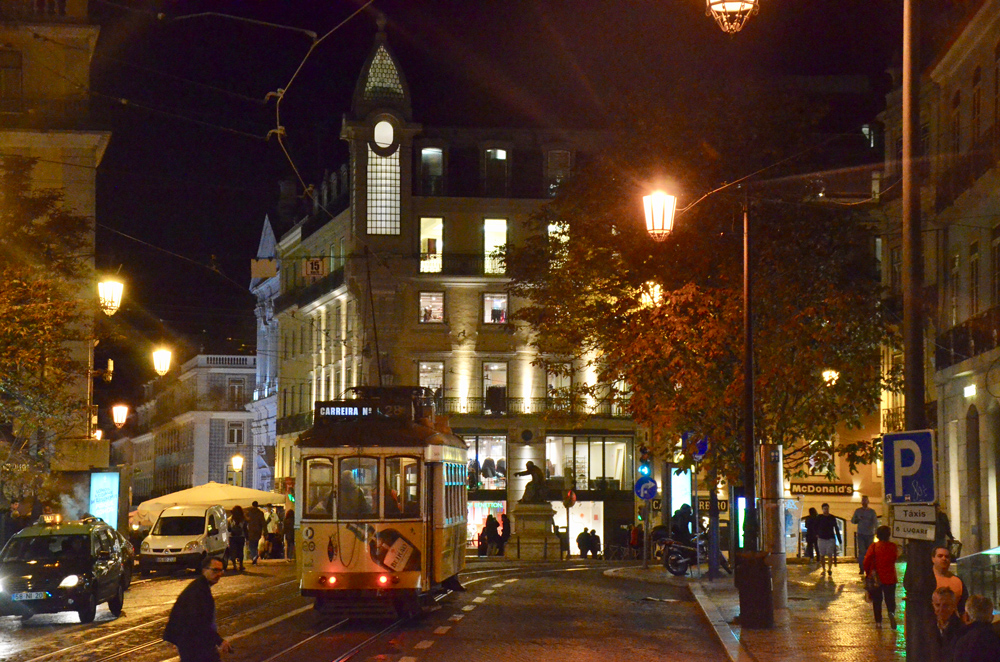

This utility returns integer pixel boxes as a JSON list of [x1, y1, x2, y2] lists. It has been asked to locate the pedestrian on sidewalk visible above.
[[863, 525, 898, 629], [226, 505, 248, 572], [934, 586, 967, 656], [283, 508, 295, 561], [934, 545, 966, 614], [814, 503, 841, 577], [803, 507, 818, 562], [953, 595, 1000, 662], [246, 501, 266, 565], [589, 529, 602, 559], [577, 528, 592, 558], [851, 495, 878, 575], [163, 556, 231, 662], [485, 514, 501, 556], [498, 513, 511, 555]]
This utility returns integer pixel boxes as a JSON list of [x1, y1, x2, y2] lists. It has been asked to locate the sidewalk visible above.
[[607, 559, 907, 662]]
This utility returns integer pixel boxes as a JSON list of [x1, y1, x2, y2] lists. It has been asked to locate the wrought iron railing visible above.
[[935, 128, 998, 213], [936, 304, 1000, 370], [436, 396, 630, 419]]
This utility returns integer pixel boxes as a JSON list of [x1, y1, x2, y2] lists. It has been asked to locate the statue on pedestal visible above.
[[516, 461, 546, 503]]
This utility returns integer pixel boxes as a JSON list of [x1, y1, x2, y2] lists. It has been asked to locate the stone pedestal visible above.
[[510, 503, 562, 560]]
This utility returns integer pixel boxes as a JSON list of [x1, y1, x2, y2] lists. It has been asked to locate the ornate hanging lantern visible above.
[[706, 0, 759, 34], [642, 191, 678, 242], [97, 279, 124, 316]]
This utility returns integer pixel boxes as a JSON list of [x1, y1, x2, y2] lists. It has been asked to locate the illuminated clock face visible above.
[[373, 121, 394, 148]]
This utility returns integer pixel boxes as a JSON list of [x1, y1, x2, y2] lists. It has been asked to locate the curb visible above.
[[690, 582, 745, 662]]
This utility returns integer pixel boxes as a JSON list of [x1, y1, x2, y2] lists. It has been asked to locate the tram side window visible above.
[[305, 459, 334, 519], [339, 456, 378, 519], [385, 456, 420, 519]]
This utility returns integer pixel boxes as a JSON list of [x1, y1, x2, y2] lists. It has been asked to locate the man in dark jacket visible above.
[[953, 595, 1000, 662], [164, 557, 230, 662], [246, 501, 266, 565]]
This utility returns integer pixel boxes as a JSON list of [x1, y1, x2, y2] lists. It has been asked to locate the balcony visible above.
[[436, 395, 630, 419], [935, 129, 998, 213], [274, 268, 344, 315], [277, 411, 313, 436], [0, 0, 88, 22], [936, 304, 1000, 371]]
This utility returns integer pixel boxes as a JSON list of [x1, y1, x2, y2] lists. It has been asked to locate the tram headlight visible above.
[[327, 576, 337, 585], [378, 575, 389, 585]]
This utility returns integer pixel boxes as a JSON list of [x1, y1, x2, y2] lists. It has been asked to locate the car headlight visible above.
[[141, 541, 149, 552], [183, 541, 202, 553], [58, 575, 80, 588]]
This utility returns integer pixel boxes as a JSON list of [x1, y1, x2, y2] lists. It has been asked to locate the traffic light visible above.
[[638, 445, 652, 476]]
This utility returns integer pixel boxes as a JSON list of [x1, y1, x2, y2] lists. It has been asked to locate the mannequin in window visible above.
[[496, 458, 506, 477], [481, 457, 496, 479]]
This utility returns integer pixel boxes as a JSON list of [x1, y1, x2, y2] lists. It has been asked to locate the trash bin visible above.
[[735, 551, 773, 629]]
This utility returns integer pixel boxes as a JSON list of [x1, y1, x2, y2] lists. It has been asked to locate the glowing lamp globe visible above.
[[97, 279, 124, 316], [153, 348, 172, 376], [643, 191, 677, 242], [231, 454, 244, 472], [112, 404, 129, 429]]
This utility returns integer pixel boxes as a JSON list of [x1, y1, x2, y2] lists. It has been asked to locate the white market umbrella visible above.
[[136, 481, 286, 524]]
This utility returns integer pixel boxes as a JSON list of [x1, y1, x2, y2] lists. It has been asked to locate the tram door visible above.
[[425, 462, 437, 584]]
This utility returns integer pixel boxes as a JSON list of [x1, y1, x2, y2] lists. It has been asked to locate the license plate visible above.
[[12, 592, 47, 601], [157, 557, 176, 563]]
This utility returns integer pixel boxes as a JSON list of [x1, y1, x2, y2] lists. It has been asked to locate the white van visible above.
[[138, 505, 229, 574]]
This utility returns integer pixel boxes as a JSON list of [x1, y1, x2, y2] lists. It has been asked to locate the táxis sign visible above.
[[789, 482, 855, 496]]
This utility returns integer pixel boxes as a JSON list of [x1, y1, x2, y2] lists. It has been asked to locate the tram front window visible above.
[[338, 457, 377, 519], [305, 459, 334, 519], [386, 457, 420, 519]]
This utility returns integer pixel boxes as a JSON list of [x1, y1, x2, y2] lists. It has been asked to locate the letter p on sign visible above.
[[883, 430, 936, 503]]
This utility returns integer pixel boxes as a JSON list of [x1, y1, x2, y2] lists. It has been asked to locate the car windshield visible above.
[[152, 516, 205, 536], [1, 534, 90, 563]]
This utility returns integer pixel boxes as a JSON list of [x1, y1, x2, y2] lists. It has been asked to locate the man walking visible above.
[[815, 503, 841, 577], [851, 495, 878, 575], [164, 557, 230, 662], [576, 528, 591, 558], [246, 501, 266, 565]]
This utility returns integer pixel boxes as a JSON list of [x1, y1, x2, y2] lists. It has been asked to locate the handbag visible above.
[[865, 570, 880, 595]]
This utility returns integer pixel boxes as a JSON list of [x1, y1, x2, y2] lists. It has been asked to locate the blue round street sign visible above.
[[634, 476, 658, 500]]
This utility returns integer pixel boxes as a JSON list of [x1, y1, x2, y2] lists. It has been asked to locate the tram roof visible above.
[[296, 417, 467, 450]]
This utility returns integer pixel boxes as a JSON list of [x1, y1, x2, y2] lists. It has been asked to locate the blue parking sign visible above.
[[883, 430, 936, 504]]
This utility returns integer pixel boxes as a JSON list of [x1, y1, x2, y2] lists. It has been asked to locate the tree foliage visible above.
[[507, 80, 899, 486], [0, 156, 92, 501]]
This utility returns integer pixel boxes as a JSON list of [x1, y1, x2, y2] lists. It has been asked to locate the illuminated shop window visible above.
[[483, 293, 507, 323], [419, 292, 444, 323]]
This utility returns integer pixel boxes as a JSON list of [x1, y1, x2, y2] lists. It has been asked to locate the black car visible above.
[[0, 516, 128, 623]]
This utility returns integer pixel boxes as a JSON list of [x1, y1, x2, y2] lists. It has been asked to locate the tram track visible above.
[[14, 578, 304, 662]]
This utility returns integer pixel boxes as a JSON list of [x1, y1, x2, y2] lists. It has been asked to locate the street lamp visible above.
[[705, 0, 759, 34], [97, 278, 124, 316], [230, 454, 244, 487], [642, 191, 677, 241], [111, 404, 129, 429], [152, 348, 172, 377]]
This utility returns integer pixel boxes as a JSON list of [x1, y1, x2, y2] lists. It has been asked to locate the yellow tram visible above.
[[295, 387, 467, 617]]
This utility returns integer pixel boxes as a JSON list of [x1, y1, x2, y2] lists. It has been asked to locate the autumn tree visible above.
[[0, 155, 93, 502], [506, 79, 899, 487]]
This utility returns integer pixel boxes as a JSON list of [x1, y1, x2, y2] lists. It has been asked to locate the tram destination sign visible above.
[[315, 399, 414, 422]]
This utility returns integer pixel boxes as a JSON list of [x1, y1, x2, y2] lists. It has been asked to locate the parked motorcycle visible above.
[[661, 532, 732, 576]]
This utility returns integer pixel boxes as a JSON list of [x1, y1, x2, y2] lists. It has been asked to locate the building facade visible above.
[[0, 0, 111, 472], [125, 354, 260, 503], [267, 23, 639, 550], [879, 0, 1000, 555]]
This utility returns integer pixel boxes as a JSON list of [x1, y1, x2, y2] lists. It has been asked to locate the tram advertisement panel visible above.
[[301, 522, 424, 573]]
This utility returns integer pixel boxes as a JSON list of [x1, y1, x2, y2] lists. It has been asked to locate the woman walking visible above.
[[227, 505, 248, 572], [863, 525, 899, 629]]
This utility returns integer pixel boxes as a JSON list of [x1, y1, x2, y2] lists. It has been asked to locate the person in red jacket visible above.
[[863, 525, 899, 629]]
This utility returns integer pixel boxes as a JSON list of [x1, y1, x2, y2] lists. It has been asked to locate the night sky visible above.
[[88, 0, 903, 413]]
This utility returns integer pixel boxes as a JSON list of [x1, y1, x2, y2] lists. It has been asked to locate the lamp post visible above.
[[642, 191, 758, 554]]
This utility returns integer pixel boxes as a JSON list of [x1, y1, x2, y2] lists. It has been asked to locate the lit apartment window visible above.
[[484, 148, 508, 197], [970, 241, 980, 315], [420, 217, 443, 273], [227, 422, 245, 445], [419, 292, 445, 323], [483, 293, 508, 323], [546, 149, 572, 196], [0, 50, 22, 113], [421, 148, 444, 195], [419, 361, 444, 393], [367, 120, 400, 235], [484, 218, 507, 274], [483, 362, 508, 415]]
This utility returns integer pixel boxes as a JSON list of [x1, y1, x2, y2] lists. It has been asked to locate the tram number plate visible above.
[[157, 557, 176, 563], [13, 592, 47, 601]]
